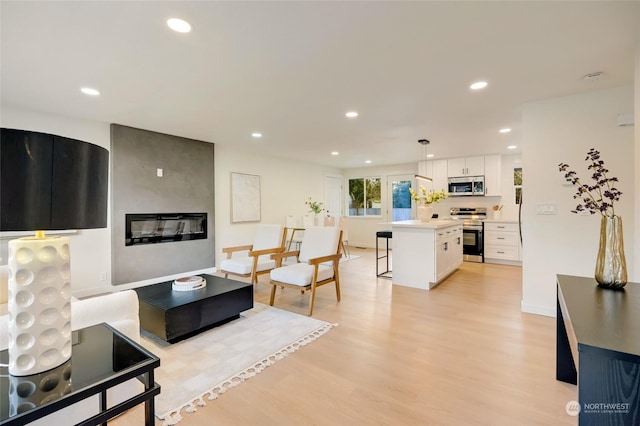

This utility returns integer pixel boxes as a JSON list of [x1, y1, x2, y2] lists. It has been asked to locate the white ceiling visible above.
[[1, 1, 638, 168]]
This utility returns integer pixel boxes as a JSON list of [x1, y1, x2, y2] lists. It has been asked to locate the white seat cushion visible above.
[[221, 256, 276, 275], [270, 263, 334, 287]]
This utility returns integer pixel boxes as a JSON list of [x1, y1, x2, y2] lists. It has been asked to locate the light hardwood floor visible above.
[[112, 248, 577, 425]]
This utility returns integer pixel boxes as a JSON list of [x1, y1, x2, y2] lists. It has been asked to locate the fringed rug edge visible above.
[[156, 322, 338, 426]]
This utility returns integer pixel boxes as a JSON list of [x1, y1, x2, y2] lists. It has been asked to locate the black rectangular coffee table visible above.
[[134, 274, 253, 342], [0, 323, 160, 426]]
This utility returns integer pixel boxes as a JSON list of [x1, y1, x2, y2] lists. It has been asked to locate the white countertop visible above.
[[390, 219, 462, 229]]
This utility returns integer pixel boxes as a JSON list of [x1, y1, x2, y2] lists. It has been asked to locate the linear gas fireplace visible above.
[[125, 213, 207, 246]]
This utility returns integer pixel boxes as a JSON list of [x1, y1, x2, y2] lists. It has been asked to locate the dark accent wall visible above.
[[111, 124, 215, 285]]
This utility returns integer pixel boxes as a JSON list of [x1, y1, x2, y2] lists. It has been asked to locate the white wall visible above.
[[521, 86, 635, 316], [1, 107, 112, 296], [213, 145, 341, 267]]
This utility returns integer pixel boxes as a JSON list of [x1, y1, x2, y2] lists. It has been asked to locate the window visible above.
[[514, 167, 522, 204], [348, 177, 381, 216]]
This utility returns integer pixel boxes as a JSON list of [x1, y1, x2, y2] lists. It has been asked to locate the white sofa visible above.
[[0, 265, 144, 424]]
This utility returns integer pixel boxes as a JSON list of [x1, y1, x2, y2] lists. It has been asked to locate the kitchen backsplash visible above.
[[430, 195, 519, 221]]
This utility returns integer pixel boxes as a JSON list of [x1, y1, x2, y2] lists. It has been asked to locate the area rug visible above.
[[139, 303, 336, 425]]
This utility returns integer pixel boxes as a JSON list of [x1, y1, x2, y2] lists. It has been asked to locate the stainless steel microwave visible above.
[[447, 176, 485, 196]]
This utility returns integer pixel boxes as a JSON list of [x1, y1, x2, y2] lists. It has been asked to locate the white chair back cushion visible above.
[[302, 214, 315, 228], [299, 226, 340, 263], [285, 215, 298, 228], [253, 224, 284, 250]]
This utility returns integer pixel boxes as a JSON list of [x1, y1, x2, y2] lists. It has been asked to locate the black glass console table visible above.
[[556, 274, 640, 425], [0, 323, 160, 426]]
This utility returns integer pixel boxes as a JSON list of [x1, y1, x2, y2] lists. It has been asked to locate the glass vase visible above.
[[594, 215, 627, 289]]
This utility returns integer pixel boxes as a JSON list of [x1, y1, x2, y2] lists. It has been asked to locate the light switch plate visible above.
[[535, 203, 558, 215]]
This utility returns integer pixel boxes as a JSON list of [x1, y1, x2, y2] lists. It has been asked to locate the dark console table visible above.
[[0, 323, 160, 426], [134, 274, 253, 342], [556, 274, 640, 425]]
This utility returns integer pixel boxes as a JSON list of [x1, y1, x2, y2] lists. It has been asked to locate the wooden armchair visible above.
[[220, 224, 287, 285], [269, 226, 342, 316]]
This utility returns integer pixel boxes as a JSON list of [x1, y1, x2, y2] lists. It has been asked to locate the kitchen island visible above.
[[391, 219, 463, 290]]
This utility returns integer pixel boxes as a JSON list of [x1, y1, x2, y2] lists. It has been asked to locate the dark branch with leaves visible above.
[[558, 148, 622, 217]]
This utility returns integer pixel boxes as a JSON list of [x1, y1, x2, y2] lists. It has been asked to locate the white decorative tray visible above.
[[172, 276, 206, 291]]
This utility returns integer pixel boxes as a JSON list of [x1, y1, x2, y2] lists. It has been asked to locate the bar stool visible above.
[[376, 230, 392, 278]]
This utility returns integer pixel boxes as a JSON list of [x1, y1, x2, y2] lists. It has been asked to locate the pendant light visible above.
[[415, 139, 433, 182]]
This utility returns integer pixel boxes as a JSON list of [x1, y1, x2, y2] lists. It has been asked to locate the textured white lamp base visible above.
[[8, 236, 72, 376]]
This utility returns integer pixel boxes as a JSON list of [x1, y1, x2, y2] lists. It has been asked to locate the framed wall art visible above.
[[230, 172, 261, 223]]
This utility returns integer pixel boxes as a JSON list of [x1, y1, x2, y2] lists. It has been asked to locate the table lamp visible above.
[[1, 128, 108, 376]]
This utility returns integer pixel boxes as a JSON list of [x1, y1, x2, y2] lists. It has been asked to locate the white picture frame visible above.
[[230, 172, 261, 223]]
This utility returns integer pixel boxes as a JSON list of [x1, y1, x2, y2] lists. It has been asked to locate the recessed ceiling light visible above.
[[251, 132, 262, 138], [345, 111, 358, 118], [499, 128, 512, 133], [331, 151, 339, 156], [507, 145, 517, 150], [365, 160, 372, 164], [80, 87, 100, 96], [167, 18, 192, 33], [470, 81, 488, 90], [426, 154, 434, 158]]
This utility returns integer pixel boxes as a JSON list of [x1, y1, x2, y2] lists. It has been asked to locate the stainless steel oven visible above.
[[450, 207, 487, 262]]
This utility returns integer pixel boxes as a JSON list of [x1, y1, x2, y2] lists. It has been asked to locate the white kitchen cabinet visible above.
[[447, 156, 484, 177], [484, 221, 521, 265], [418, 159, 448, 192], [391, 220, 463, 290], [435, 224, 463, 282], [483, 154, 502, 196]]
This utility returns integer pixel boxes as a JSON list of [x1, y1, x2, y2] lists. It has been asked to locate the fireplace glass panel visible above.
[[125, 213, 207, 246]]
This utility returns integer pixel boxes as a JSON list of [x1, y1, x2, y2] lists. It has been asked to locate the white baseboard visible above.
[[521, 301, 555, 318]]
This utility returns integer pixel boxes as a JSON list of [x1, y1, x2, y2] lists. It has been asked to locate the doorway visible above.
[[324, 175, 343, 220], [387, 174, 414, 222]]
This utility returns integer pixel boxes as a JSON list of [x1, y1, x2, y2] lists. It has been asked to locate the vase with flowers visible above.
[[409, 187, 448, 222], [305, 197, 324, 225], [559, 148, 626, 289]]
